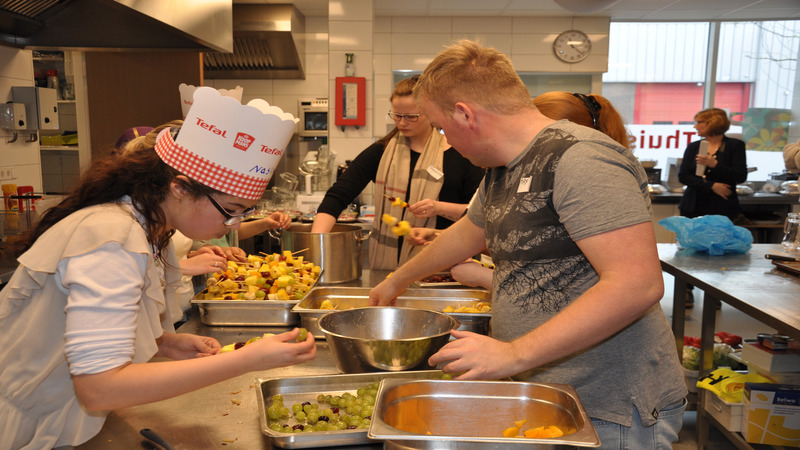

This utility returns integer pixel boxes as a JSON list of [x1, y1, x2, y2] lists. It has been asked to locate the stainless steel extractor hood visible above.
[[0, 0, 233, 52], [203, 4, 305, 80]]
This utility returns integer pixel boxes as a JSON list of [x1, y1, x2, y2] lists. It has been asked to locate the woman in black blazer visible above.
[[678, 108, 747, 308], [678, 108, 748, 220]]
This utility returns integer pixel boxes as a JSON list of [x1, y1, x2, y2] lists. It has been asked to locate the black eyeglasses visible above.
[[205, 193, 256, 226], [572, 93, 602, 130], [388, 111, 423, 122]]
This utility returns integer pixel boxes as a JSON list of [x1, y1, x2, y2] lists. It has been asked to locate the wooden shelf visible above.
[[40, 145, 79, 151]]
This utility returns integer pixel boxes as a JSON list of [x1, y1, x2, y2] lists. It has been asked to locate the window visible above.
[[603, 21, 800, 181]]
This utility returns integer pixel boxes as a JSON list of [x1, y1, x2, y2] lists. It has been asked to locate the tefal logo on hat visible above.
[[156, 87, 297, 200], [234, 132, 255, 151]]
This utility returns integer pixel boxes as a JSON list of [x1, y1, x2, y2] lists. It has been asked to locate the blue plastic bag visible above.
[[658, 215, 752, 255]]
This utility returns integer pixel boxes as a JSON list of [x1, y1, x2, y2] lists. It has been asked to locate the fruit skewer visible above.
[[383, 194, 408, 208]]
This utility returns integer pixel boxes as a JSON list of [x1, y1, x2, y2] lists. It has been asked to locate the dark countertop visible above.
[[650, 191, 799, 205]]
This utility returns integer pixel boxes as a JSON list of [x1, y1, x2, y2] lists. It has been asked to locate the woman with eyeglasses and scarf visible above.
[[311, 76, 485, 270], [0, 88, 316, 449]]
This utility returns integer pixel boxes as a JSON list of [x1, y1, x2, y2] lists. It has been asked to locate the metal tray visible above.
[[292, 287, 491, 339], [191, 297, 300, 326], [369, 379, 601, 448], [190, 269, 322, 326], [413, 272, 462, 287], [256, 370, 447, 448]]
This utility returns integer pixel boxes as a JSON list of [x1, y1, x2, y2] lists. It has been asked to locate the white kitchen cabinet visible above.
[[33, 50, 90, 194]]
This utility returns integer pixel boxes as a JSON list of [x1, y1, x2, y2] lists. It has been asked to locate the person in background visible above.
[[450, 91, 633, 287], [677, 108, 747, 308], [0, 87, 315, 449], [369, 40, 687, 449], [784, 138, 800, 173], [310, 76, 485, 270]]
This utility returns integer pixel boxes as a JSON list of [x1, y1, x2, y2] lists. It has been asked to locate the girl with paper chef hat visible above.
[[0, 87, 314, 449]]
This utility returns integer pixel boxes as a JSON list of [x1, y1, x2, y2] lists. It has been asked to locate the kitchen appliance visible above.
[[664, 157, 684, 193], [269, 224, 370, 284], [298, 98, 328, 138], [644, 168, 661, 185]]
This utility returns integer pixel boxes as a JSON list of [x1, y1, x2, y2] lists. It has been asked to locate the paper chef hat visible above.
[[179, 83, 243, 118], [156, 86, 298, 200]]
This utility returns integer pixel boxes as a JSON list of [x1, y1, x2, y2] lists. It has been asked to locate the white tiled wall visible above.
[[0, 47, 43, 196], [209, 11, 610, 167]]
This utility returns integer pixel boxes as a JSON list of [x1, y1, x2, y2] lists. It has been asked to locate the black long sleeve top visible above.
[[317, 142, 485, 229]]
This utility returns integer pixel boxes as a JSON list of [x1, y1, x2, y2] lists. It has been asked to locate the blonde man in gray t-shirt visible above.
[[370, 40, 687, 449]]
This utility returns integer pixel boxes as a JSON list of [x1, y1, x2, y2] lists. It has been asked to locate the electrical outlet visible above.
[[0, 167, 15, 181]]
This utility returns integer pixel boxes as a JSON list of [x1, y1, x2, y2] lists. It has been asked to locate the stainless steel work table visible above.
[[76, 271, 393, 450], [658, 243, 800, 450]]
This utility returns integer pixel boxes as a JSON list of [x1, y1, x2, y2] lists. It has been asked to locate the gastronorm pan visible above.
[[256, 370, 448, 448], [191, 269, 321, 326], [190, 297, 301, 326], [292, 287, 491, 338], [369, 378, 601, 448]]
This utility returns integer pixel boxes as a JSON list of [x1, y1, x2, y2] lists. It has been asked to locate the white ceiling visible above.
[[238, 0, 800, 21]]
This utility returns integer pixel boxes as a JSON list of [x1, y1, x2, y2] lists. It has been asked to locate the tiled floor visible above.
[[658, 272, 777, 449]]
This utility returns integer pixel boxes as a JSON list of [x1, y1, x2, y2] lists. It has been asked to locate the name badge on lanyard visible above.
[[427, 166, 444, 180], [517, 176, 532, 193]]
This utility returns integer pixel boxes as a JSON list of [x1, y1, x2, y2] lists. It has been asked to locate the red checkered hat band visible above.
[[155, 129, 267, 200]]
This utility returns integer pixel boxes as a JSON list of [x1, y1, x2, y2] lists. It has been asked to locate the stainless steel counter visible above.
[[658, 243, 800, 450], [76, 272, 391, 450], [650, 192, 798, 205]]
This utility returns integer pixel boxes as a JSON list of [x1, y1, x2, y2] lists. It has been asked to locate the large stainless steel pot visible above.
[[269, 223, 370, 284]]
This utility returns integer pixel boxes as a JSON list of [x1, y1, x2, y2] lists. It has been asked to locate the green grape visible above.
[[317, 393, 326, 403], [367, 388, 378, 398], [267, 405, 280, 420], [357, 387, 367, 397], [362, 395, 375, 406], [329, 413, 339, 423], [324, 394, 332, 403], [330, 396, 342, 406], [269, 422, 283, 432], [441, 373, 453, 380], [307, 411, 320, 424], [279, 406, 290, 418], [296, 328, 308, 342], [342, 392, 353, 400], [359, 418, 371, 428], [303, 404, 314, 414], [334, 421, 347, 430], [302, 427, 314, 433], [272, 394, 284, 404], [295, 411, 306, 421], [292, 403, 303, 414], [292, 427, 303, 433], [314, 422, 329, 432]]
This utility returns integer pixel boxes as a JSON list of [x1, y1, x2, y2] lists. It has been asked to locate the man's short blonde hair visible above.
[[415, 40, 534, 115]]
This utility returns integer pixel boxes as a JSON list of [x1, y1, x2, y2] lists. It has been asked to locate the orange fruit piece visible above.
[[502, 426, 520, 437]]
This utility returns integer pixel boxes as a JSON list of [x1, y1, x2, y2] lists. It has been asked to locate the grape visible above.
[[322, 408, 334, 416], [279, 406, 290, 418], [334, 421, 347, 430], [282, 425, 293, 433], [292, 424, 304, 431], [317, 394, 326, 403], [292, 403, 303, 414], [295, 411, 306, 421], [297, 328, 309, 342], [272, 394, 284, 404], [269, 423, 283, 432], [318, 415, 329, 422], [267, 405, 280, 420], [307, 411, 320, 424]]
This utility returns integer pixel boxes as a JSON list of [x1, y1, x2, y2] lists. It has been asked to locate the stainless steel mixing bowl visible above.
[[318, 307, 459, 373]]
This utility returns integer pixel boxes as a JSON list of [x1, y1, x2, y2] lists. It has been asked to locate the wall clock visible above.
[[553, 30, 592, 63]]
